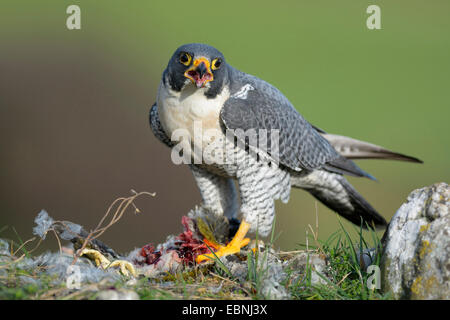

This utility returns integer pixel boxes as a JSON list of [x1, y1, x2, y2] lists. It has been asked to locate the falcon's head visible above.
[[165, 43, 229, 96]]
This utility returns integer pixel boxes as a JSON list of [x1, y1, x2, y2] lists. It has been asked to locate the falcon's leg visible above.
[[190, 165, 238, 220], [196, 162, 287, 263], [191, 165, 252, 264], [196, 220, 251, 263]]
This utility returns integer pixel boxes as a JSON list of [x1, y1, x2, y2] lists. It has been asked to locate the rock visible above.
[[97, 289, 139, 300], [0, 239, 11, 258], [219, 246, 290, 299], [288, 252, 328, 285], [221, 254, 248, 282], [380, 182, 449, 299], [259, 261, 290, 300]]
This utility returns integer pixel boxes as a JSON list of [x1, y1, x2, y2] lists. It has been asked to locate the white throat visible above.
[[157, 81, 230, 140]]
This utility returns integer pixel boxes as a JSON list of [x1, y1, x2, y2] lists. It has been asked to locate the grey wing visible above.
[[220, 72, 373, 178], [149, 103, 173, 148]]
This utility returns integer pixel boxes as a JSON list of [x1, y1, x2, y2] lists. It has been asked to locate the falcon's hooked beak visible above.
[[184, 57, 213, 88]]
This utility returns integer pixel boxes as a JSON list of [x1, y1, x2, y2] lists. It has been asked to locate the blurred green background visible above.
[[1, 1, 448, 253]]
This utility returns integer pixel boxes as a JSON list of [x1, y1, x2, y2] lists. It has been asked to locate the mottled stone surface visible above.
[[288, 252, 328, 286], [97, 289, 139, 300], [220, 245, 291, 300], [380, 183, 449, 299]]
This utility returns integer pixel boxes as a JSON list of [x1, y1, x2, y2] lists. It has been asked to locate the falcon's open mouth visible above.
[[184, 57, 213, 88]]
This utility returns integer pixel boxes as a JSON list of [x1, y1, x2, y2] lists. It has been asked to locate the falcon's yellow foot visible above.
[[79, 248, 137, 277], [196, 238, 250, 263], [196, 220, 251, 264]]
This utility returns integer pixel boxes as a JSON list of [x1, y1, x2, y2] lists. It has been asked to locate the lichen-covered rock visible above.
[[380, 182, 449, 299]]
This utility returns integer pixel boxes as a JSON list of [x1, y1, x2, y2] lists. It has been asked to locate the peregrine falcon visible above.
[[149, 43, 422, 263]]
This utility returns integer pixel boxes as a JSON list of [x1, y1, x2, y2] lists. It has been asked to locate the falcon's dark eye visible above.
[[211, 58, 222, 70], [179, 52, 192, 66]]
